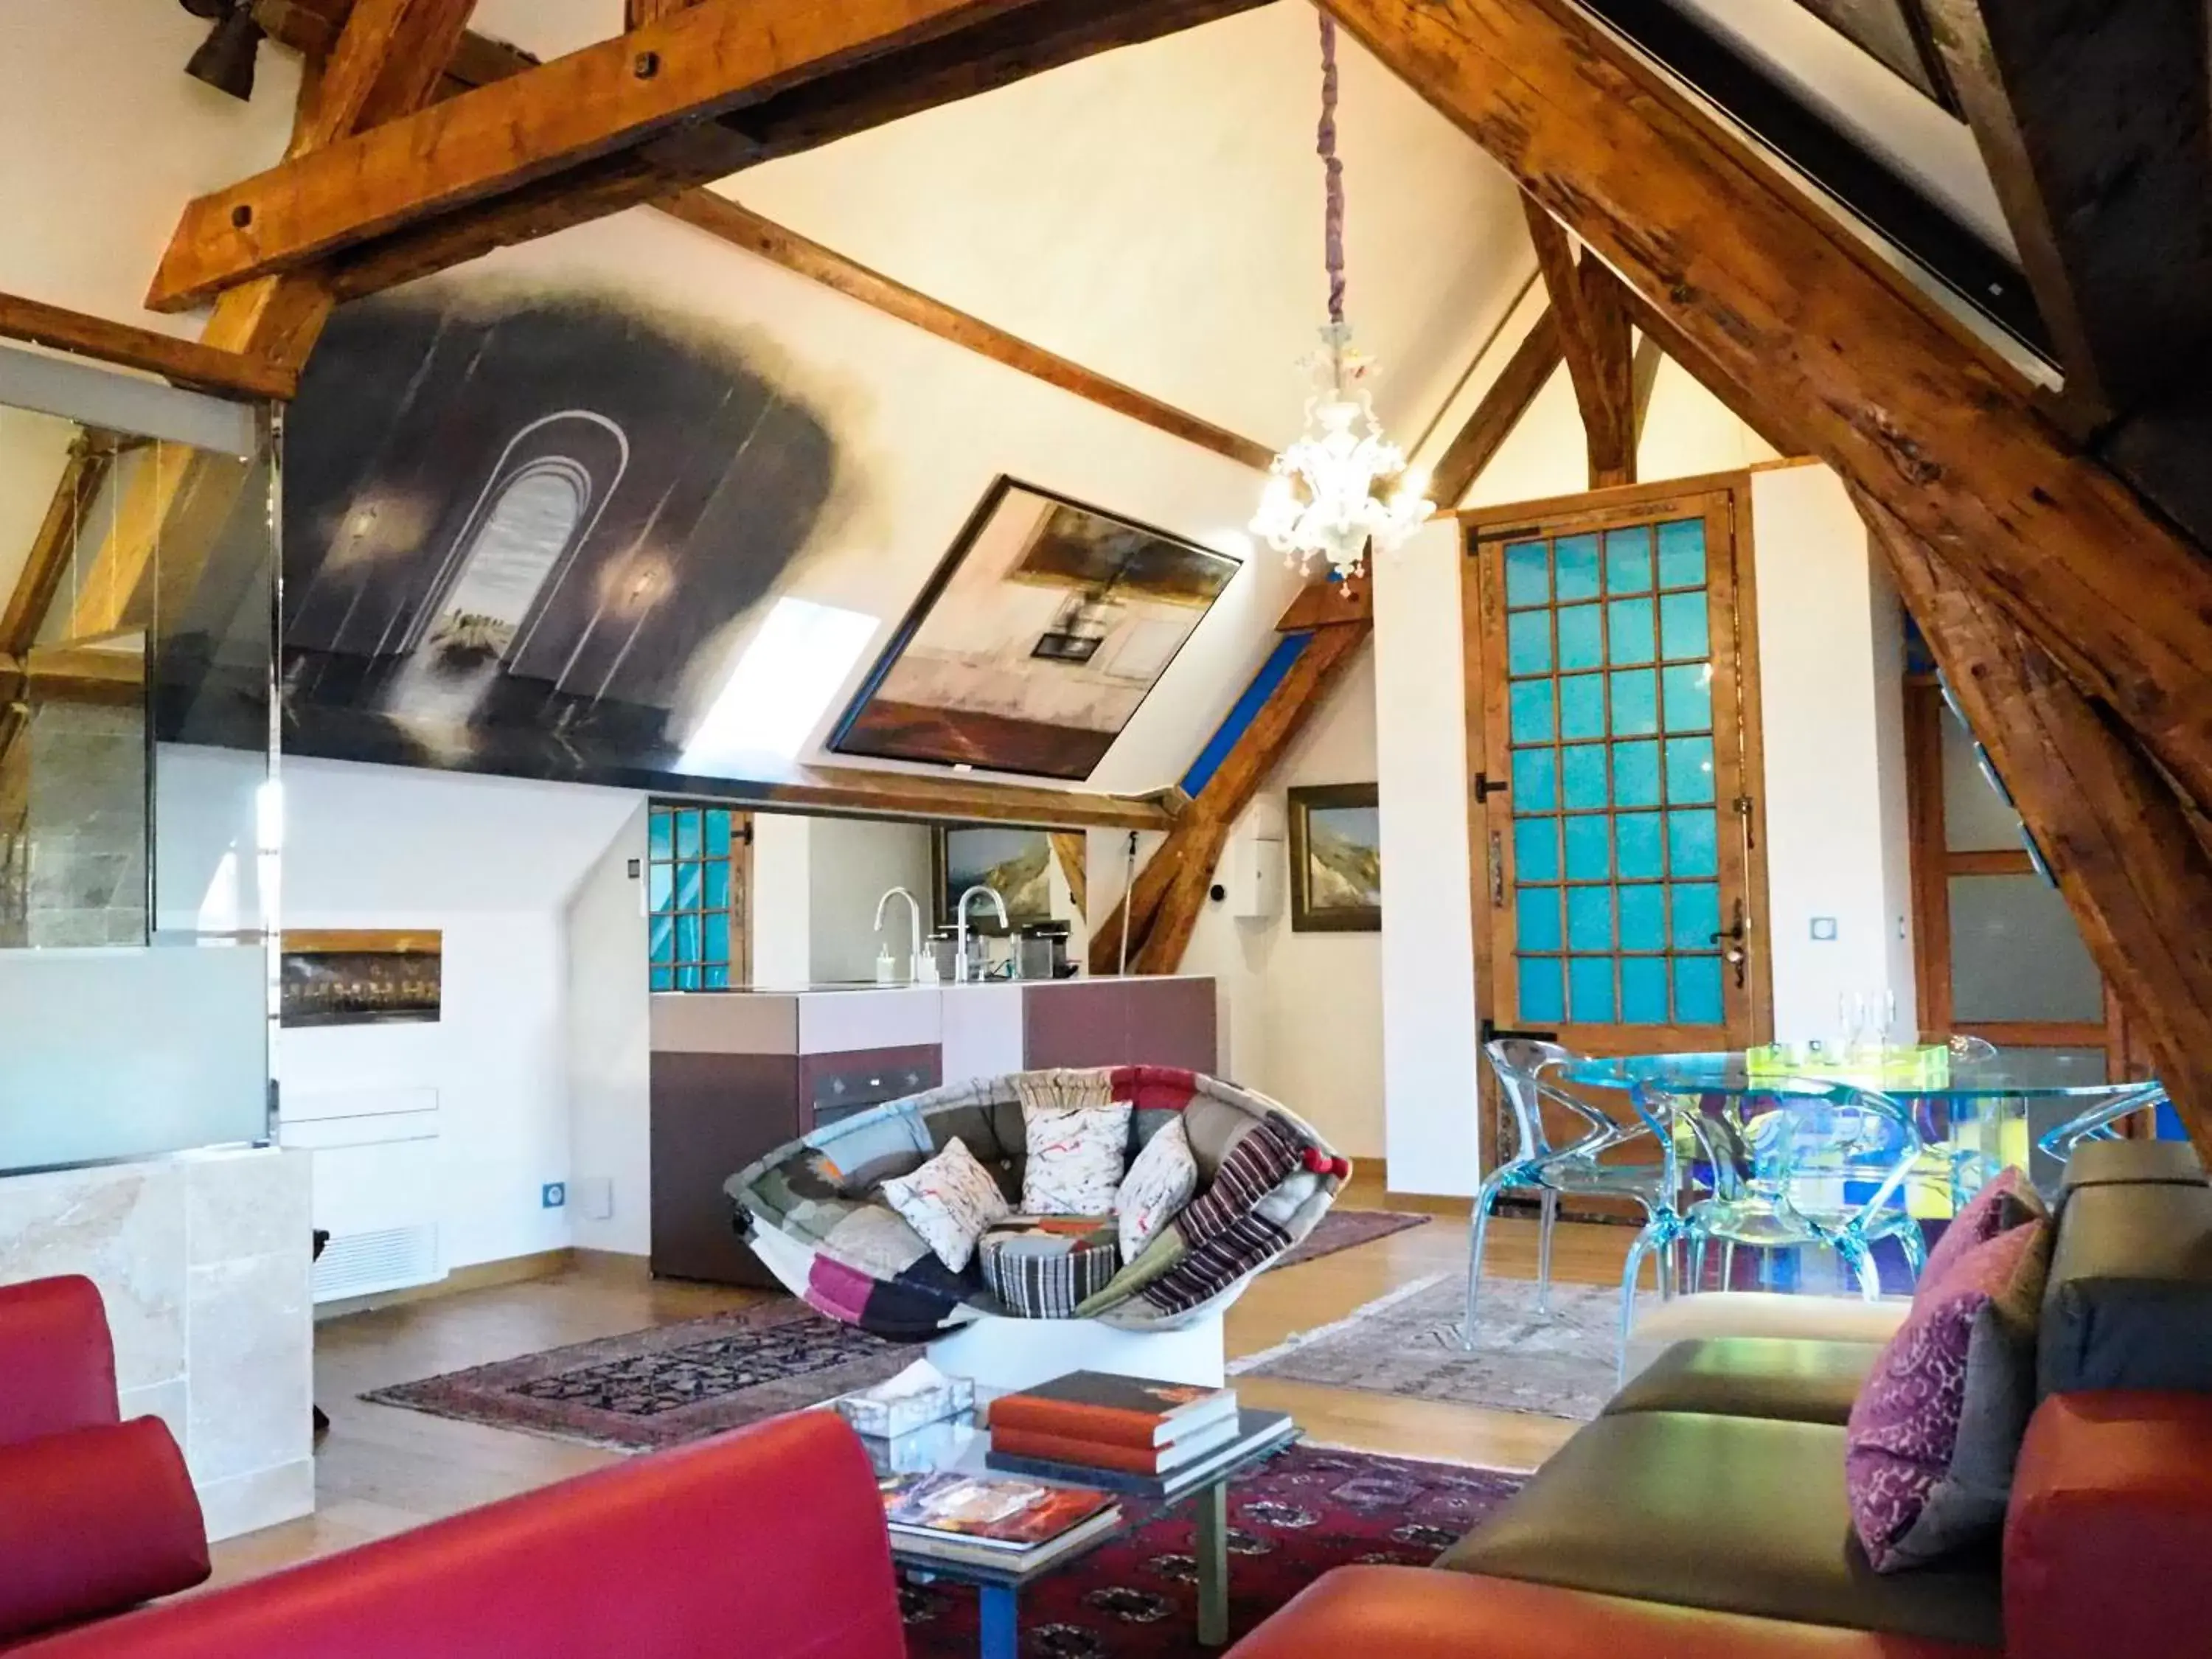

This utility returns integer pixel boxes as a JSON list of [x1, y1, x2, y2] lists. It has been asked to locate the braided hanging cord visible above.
[[1318, 11, 1346, 328]]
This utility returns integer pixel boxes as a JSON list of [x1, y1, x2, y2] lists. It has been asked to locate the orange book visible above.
[[987, 1372, 1237, 1450], [991, 1417, 1239, 1475]]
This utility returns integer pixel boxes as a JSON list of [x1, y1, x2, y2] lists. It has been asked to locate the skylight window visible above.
[[680, 597, 879, 771]]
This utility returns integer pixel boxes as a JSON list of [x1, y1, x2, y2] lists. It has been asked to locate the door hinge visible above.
[[1474, 773, 1509, 804]]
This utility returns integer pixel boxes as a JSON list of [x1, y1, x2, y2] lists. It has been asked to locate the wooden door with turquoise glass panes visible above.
[[1469, 479, 1765, 1068], [647, 802, 753, 990]]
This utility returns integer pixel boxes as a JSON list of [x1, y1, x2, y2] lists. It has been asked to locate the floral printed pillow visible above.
[[1844, 1213, 2051, 1571], [880, 1137, 1012, 1274], [1116, 1116, 1199, 1263], [1920, 1165, 2044, 1289], [1020, 1098, 1133, 1217]]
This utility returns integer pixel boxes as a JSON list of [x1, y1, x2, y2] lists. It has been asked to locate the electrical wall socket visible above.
[[540, 1181, 567, 1210]]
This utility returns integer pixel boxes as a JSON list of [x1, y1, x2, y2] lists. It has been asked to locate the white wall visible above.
[[807, 817, 934, 983], [1751, 463, 1916, 1046], [564, 802, 650, 1256]]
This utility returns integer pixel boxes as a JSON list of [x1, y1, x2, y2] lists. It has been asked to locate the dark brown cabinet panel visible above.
[[1022, 980, 1219, 1074], [650, 1051, 799, 1288], [1125, 976, 1219, 1073]]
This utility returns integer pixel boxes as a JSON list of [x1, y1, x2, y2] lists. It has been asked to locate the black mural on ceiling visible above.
[[282, 285, 839, 787]]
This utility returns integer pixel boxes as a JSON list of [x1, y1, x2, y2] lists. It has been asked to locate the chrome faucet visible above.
[[954, 885, 1010, 983], [873, 886, 925, 983]]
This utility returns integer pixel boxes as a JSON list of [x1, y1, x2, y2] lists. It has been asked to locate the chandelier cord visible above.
[[1318, 12, 1346, 330]]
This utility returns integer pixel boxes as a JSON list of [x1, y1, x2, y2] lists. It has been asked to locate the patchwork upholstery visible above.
[[725, 1067, 1346, 1340]]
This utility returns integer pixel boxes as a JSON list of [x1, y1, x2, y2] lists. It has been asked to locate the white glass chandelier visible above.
[[1251, 14, 1432, 578]]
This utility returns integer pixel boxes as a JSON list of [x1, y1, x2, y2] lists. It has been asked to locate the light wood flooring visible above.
[[209, 1185, 1635, 1590]]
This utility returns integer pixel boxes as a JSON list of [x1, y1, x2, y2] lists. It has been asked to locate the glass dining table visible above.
[[1555, 1048, 2167, 1206]]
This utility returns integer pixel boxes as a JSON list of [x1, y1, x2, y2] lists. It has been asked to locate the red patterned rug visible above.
[[1271, 1208, 1430, 1269], [901, 1444, 1523, 1658]]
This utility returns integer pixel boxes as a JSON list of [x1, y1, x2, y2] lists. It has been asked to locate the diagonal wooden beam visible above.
[[1319, 0, 2212, 826], [0, 291, 293, 400], [1428, 308, 1562, 508], [1617, 287, 1805, 459], [1523, 197, 1634, 486], [1859, 492, 2212, 1159], [658, 193, 1273, 470], [150, 0, 1267, 311], [1089, 579, 1371, 975], [1919, 0, 2212, 427]]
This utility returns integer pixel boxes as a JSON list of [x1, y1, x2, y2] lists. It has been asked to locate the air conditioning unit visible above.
[[280, 1085, 445, 1304]]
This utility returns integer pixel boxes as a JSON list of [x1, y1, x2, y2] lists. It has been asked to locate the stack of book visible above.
[[880, 1471, 1119, 1571], [986, 1372, 1278, 1495]]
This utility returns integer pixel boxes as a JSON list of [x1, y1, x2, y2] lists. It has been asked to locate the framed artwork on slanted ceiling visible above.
[[1288, 784, 1382, 933], [830, 478, 1241, 781]]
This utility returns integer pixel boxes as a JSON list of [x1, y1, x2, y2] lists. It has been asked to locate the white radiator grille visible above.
[[313, 1223, 441, 1302]]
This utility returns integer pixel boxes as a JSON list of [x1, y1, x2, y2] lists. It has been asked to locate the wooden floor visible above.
[[209, 1183, 1635, 1589]]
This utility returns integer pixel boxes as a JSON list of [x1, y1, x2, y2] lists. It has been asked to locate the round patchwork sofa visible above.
[[723, 1066, 1349, 1350]]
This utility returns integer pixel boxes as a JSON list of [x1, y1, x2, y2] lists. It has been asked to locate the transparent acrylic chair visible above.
[[1617, 1077, 1926, 1382], [1462, 1038, 1676, 1352]]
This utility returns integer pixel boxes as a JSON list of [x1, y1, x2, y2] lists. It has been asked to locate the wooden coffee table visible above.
[[886, 1408, 1298, 1658]]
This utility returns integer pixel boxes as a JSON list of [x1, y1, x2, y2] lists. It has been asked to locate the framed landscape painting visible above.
[[831, 478, 1240, 780], [1288, 784, 1382, 932]]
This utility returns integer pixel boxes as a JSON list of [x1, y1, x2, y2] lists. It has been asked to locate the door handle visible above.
[[1481, 1018, 1560, 1044], [1708, 899, 1750, 989]]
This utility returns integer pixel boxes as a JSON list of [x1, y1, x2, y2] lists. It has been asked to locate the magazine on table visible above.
[[880, 1470, 1116, 1553]]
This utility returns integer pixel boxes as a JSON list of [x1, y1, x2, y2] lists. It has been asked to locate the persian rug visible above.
[[902, 1444, 1524, 1658], [362, 1299, 908, 1451], [1270, 1208, 1430, 1270], [1231, 1273, 1630, 1422]]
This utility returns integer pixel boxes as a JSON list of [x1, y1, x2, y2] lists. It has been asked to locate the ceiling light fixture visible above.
[[179, 0, 265, 102], [1251, 13, 1432, 580]]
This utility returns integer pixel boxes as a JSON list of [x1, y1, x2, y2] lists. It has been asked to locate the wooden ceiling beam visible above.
[[1523, 198, 1635, 487], [1428, 307, 1563, 508], [1, 436, 116, 658], [0, 291, 293, 400], [1319, 0, 2212, 824], [1860, 493, 2212, 1159], [1919, 0, 2212, 427], [695, 766, 1174, 832], [150, 0, 1268, 311]]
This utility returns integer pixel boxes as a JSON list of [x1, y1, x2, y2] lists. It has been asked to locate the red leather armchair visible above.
[[21, 1411, 908, 1659], [0, 1277, 210, 1646]]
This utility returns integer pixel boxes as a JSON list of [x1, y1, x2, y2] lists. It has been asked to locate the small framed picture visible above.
[[1287, 784, 1382, 933]]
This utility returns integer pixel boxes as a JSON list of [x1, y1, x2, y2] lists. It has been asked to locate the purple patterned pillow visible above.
[[1919, 1165, 2043, 1290], [1845, 1214, 2052, 1571]]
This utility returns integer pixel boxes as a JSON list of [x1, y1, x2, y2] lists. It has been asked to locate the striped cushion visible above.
[[1141, 1212, 1292, 1317], [980, 1220, 1121, 1319], [1175, 1114, 1304, 1245]]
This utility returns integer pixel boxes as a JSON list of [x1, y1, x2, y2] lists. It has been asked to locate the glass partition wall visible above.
[[0, 344, 278, 1173]]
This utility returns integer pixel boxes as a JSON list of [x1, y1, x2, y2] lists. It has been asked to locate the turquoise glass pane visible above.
[[1660, 591, 1709, 658], [675, 811, 702, 858], [1509, 681, 1556, 742], [675, 861, 703, 910], [1604, 527, 1653, 594], [648, 863, 672, 913], [706, 812, 733, 857], [1555, 534, 1601, 601], [1672, 882, 1720, 950], [1557, 605, 1604, 670], [1615, 813, 1664, 878], [1661, 664, 1711, 732], [1569, 956, 1617, 1022], [705, 862, 730, 909], [648, 812, 672, 858], [1562, 815, 1611, 880], [1512, 748, 1557, 810], [1618, 885, 1666, 951], [1505, 540, 1550, 607], [676, 965, 701, 992], [1520, 958, 1565, 1024], [649, 916, 672, 964], [1514, 818, 1561, 883], [1621, 957, 1670, 1023], [1517, 887, 1563, 953], [1567, 887, 1615, 952], [1610, 668, 1658, 736], [1668, 810, 1719, 878], [675, 914, 701, 959], [650, 967, 673, 992], [1674, 956, 1725, 1024], [1658, 518, 1706, 588], [1607, 598, 1656, 665], [1508, 609, 1553, 675], [703, 965, 730, 990], [1561, 745, 1609, 810], [1615, 741, 1661, 807], [704, 913, 730, 964], [1666, 736, 1717, 804], [1559, 673, 1606, 740]]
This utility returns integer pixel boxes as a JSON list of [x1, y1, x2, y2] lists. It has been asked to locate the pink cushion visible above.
[[1919, 1165, 2041, 1290], [1845, 1214, 2051, 1570]]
